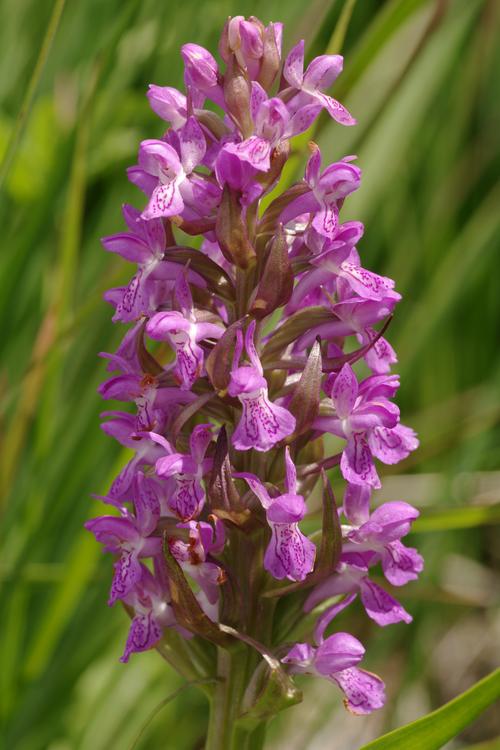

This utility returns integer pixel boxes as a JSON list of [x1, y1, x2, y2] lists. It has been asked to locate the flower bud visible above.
[[251, 228, 293, 319], [258, 22, 282, 89], [206, 320, 242, 392], [219, 16, 282, 90], [181, 43, 219, 92], [215, 184, 256, 268], [220, 16, 263, 72], [223, 55, 253, 138], [287, 339, 323, 439]]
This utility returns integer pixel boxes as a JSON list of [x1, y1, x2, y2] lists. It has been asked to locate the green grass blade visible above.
[[0, 0, 67, 194], [325, 0, 358, 54], [333, 0, 431, 98], [359, 668, 500, 750], [413, 504, 500, 532]]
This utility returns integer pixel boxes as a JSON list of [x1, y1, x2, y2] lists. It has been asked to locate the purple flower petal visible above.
[[264, 522, 316, 581], [120, 611, 163, 662], [382, 540, 424, 586], [303, 54, 343, 90], [315, 632, 365, 674], [341, 434, 380, 489], [331, 363, 358, 419], [333, 667, 385, 714], [344, 483, 371, 525], [283, 40, 304, 88], [368, 423, 419, 465], [359, 578, 412, 626]]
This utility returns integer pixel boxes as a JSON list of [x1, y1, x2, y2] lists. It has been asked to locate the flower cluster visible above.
[[88, 15, 422, 721]]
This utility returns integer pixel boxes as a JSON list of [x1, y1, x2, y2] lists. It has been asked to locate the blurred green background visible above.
[[1, 0, 499, 748]]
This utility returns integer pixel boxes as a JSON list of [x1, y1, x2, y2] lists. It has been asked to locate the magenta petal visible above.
[[283, 40, 304, 88], [340, 261, 400, 301], [255, 98, 289, 143], [189, 424, 213, 463], [134, 473, 160, 535], [367, 501, 420, 541], [85, 515, 139, 549], [315, 632, 365, 675], [142, 182, 184, 220], [286, 102, 323, 137], [305, 145, 322, 187], [333, 667, 385, 714], [341, 434, 380, 489], [108, 458, 139, 500], [98, 374, 142, 402], [155, 453, 190, 477], [250, 81, 268, 120], [194, 322, 225, 341], [138, 139, 182, 177], [225, 136, 272, 172], [267, 494, 306, 524], [382, 541, 424, 586], [147, 84, 187, 129], [142, 216, 166, 255], [232, 388, 296, 452], [312, 204, 338, 238], [174, 338, 204, 389], [344, 483, 371, 525], [120, 611, 163, 662], [234, 471, 272, 510], [314, 593, 358, 644], [146, 311, 190, 339], [320, 93, 357, 126], [282, 642, 315, 670], [109, 550, 143, 605], [350, 401, 399, 432], [179, 116, 206, 173], [331, 363, 358, 419], [359, 578, 412, 626], [284, 446, 297, 494], [264, 523, 316, 581], [303, 54, 343, 90], [101, 233, 151, 264], [181, 43, 219, 90], [170, 477, 206, 521], [368, 423, 418, 465], [127, 167, 157, 196], [305, 570, 359, 613]]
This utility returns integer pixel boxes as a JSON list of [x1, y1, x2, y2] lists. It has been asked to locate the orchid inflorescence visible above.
[[87, 14, 422, 725]]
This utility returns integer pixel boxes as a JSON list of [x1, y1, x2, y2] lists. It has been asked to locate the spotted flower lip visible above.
[[282, 631, 386, 715], [145, 424, 214, 521], [128, 116, 213, 221], [313, 363, 417, 488], [228, 320, 296, 452], [146, 274, 225, 390], [88, 14, 421, 718], [280, 149, 362, 238], [235, 447, 316, 581]]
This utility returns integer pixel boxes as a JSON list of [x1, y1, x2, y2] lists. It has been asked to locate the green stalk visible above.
[[205, 647, 248, 750]]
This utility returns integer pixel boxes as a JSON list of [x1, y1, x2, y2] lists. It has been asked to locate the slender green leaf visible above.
[[0, 0, 67, 194], [359, 668, 500, 750], [413, 504, 500, 532]]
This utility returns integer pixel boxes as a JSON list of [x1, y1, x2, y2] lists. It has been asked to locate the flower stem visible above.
[[205, 645, 268, 749]]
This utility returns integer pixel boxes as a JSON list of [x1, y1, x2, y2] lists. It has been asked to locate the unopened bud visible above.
[[251, 227, 293, 319], [181, 43, 219, 92], [206, 320, 243, 392], [223, 55, 253, 138], [215, 184, 256, 268], [258, 22, 282, 89], [220, 16, 282, 91]]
